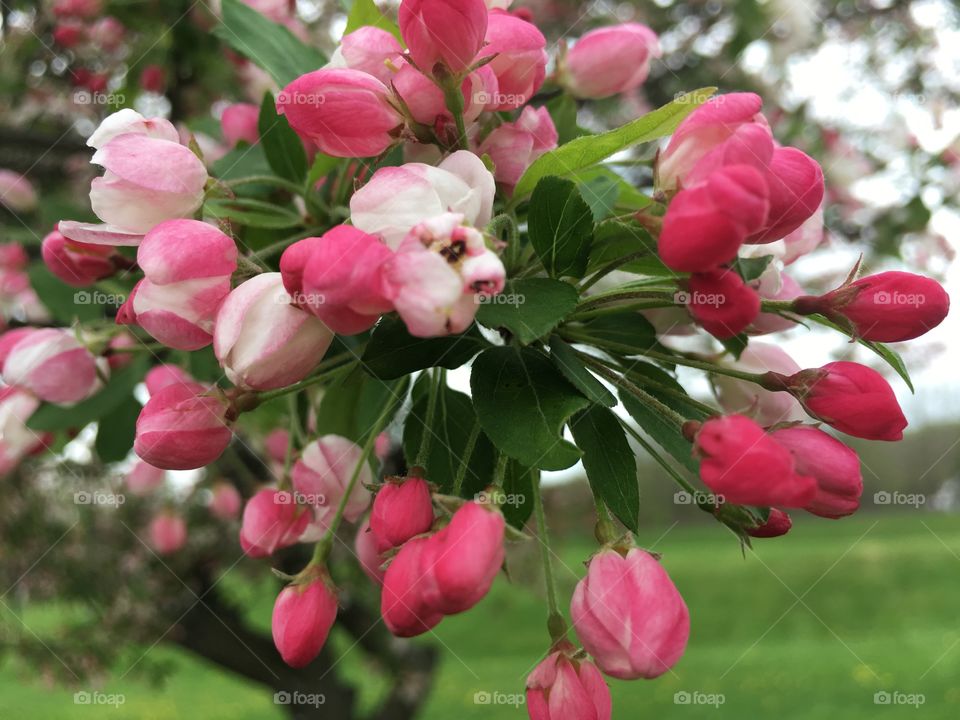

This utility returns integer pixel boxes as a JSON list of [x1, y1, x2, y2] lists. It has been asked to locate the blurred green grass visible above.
[[2, 513, 959, 718]]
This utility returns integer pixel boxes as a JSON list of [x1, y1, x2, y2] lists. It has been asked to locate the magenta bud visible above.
[[271, 574, 338, 668], [745, 508, 793, 538], [526, 649, 611, 720], [369, 477, 435, 553]]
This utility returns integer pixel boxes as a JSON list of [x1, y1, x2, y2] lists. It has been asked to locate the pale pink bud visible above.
[[119, 219, 237, 351], [0, 242, 28, 270], [210, 482, 243, 519], [564, 23, 660, 99], [1, 328, 104, 405], [272, 574, 338, 668], [478, 106, 558, 189], [478, 10, 548, 109], [713, 343, 805, 427], [239, 488, 311, 557], [148, 512, 187, 555], [134, 383, 232, 470], [0, 386, 44, 477], [126, 459, 165, 495], [292, 435, 373, 535], [769, 426, 863, 518], [220, 103, 260, 146], [277, 68, 403, 158], [264, 429, 290, 465], [374, 432, 391, 460], [328, 27, 403, 84], [85, 109, 180, 150], [381, 535, 444, 637], [0, 169, 38, 213], [399, 0, 488, 75], [571, 548, 689, 680], [214, 273, 334, 390], [355, 517, 385, 585], [526, 650, 611, 720], [418, 501, 505, 615], [370, 477, 435, 552], [144, 364, 196, 396], [41, 228, 117, 287], [89, 16, 125, 50], [350, 151, 495, 249]]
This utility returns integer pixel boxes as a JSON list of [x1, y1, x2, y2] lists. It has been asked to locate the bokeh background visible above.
[[1, 0, 959, 718]]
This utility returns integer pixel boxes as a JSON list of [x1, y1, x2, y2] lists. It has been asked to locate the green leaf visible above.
[[258, 92, 308, 184], [581, 313, 660, 355], [216, 0, 326, 87], [95, 396, 141, 463], [204, 198, 302, 228], [210, 143, 273, 182], [402, 386, 496, 495], [548, 336, 616, 407], [586, 220, 660, 274], [528, 177, 594, 278], [569, 406, 639, 532], [513, 88, 716, 200], [501, 460, 536, 529], [27, 265, 105, 324], [733, 255, 774, 283], [471, 347, 590, 470], [806, 315, 915, 392], [362, 316, 491, 380], [619, 390, 698, 473], [344, 0, 402, 41], [307, 153, 340, 188], [314, 368, 408, 443], [720, 333, 749, 360], [545, 94, 583, 145], [624, 361, 711, 420], [580, 174, 620, 221], [476, 278, 578, 344], [28, 357, 149, 432]]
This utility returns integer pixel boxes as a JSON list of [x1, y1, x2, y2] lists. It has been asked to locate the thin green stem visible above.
[[415, 370, 444, 468], [575, 288, 677, 314], [615, 414, 699, 497], [579, 251, 652, 293], [569, 300, 676, 321], [250, 228, 325, 262], [639, 349, 765, 384], [578, 353, 689, 428], [225, 175, 304, 194], [253, 353, 357, 405], [452, 418, 481, 497], [532, 472, 566, 641]]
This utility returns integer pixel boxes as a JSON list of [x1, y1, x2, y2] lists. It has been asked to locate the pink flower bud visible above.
[[239, 488, 311, 557], [119, 219, 237, 351], [53, 0, 101, 18], [220, 103, 260, 146], [139, 64, 166, 93], [41, 228, 117, 287], [53, 21, 85, 48], [148, 512, 187, 555], [770, 426, 863, 518], [264, 429, 290, 465], [214, 273, 334, 390], [0, 386, 44, 477], [126, 459, 165, 495], [747, 147, 824, 244], [272, 574, 338, 668], [398, 0, 488, 75], [374, 431, 391, 460], [0, 169, 38, 213], [797, 271, 949, 343], [564, 23, 660, 99], [713, 343, 805, 427], [781, 361, 907, 441], [478, 106, 558, 189], [280, 226, 393, 335], [1, 328, 104, 405], [478, 10, 548, 109], [526, 650, 611, 720], [355, 517, 385, 585], [292, 435, 373, 534], [144, 364, 196, 396], [277, 68, 403, 158], [134, 383, 232, 470], [106, 333, 137, 369], [328, 26, 404, 84], [370, 477, 435, 552], [381, 535, 444, 637], [571, 548, 689, 680], [745, 508, 792, 538], [686, 269, 761, 339], [659, 165, 770, 272], [693, 415, 817, 507], [210, 482, 242, 519], [0, 242, 28, 270], [418, 501, 505, 615], [84, 109, 180, 150], [350, 151, 496, 249], [89, 16, 125, 51]]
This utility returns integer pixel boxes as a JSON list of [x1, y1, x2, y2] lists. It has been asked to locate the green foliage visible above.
[[344, 0, 403, 41], [475, 278, 579, 344], [527, 177, 594, 278], [257, 93, 308, 184], [361, 316, 491, 380]]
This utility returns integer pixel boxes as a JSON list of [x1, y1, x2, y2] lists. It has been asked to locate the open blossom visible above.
[[41, 228, 118, 287], [148, 512, 187, 555], [277, 68, 403, 158], [479, 10, 548, 109], [0, 169, 38, 213], [770, 426, 863, 518], [350, 151, 495, 248], [272, 574, 338, 668], [118, 219, 237, 351], [292, 435, 373, 537], [685, 268, 761, 339], [60, 112, 207, 246], [794, 271, 950, 343], [564, 23, 661, 99], [134, 382, 232, 470], [571, 548, 689, 680], [369, 476, 435, 552], [239, 488, 311, 557], [713, 342, 805, 427], [214, 273, 334, 390], [327, 26, 403, 84], [1, 328, 105, 405], [478, 106, 558, 189], [693, 414, 817, 507], [398, 0, 488, 75], [280, 226, 393, 335], [526, 649, 611, 720], [220, 103, 260, 146]]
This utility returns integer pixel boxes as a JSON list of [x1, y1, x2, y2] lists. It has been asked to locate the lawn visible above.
[[2, 512, 958, 718]]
